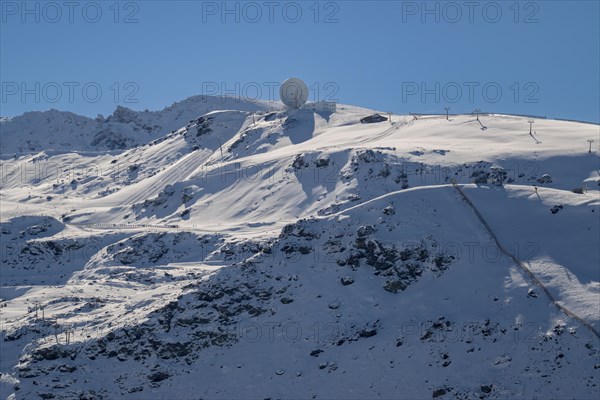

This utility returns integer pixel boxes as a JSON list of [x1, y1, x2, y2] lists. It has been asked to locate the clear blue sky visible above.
[[1, 0, 599, 122]]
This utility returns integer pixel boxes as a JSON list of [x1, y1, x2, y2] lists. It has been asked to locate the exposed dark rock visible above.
[[147, 371, 170, 382], [263, 112, 277, 121], [537, 174, 552, 184], [58, 364, 77, 373], [340, 276, 354, 286], [383, 280, 406, 293], [432, 387, 449, 398], [550, 205, 563, 214], [291, 154, 309, 170], [359, 328, 377, 338], [32, 346, 66, 361], [315, 157, 330, 168]]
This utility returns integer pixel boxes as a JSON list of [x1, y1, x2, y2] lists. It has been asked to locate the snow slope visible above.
[[0, 100, 599, 399], [463, 184, 600, 327]]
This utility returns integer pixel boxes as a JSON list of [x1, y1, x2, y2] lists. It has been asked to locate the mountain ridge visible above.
[[0, 99, 599, 399]]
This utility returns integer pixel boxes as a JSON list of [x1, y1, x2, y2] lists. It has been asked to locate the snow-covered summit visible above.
[[0, 95, 280, 155]]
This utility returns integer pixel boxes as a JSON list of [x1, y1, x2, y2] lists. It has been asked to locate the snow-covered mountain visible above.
[[1, 98, 599, 399], [0, 96, 279, 154]]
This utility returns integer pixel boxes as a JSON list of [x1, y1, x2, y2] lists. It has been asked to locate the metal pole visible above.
[[528, 120, 535, 135]]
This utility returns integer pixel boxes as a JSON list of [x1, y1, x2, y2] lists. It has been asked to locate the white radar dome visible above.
[[279, 78, 309, 109]]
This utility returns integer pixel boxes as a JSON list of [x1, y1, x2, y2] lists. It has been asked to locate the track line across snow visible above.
[[452, 182, 600, 339]]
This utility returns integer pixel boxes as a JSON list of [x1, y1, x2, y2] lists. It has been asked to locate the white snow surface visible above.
[[0, 99, 599, 399]]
